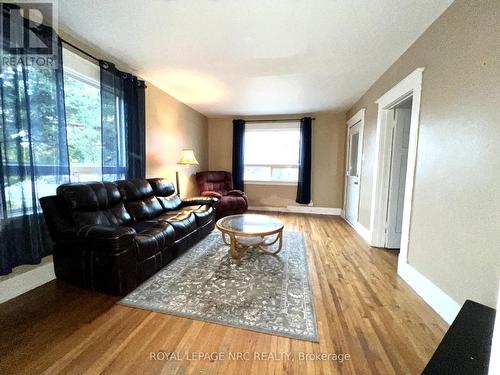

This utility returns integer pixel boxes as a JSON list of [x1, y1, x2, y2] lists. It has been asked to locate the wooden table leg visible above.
[[229, 233, 242, 260], [221, 229, 283, 259], [272, 229, 283, 255], [276, 229, 283, 253], [259, 229, 283, 255]]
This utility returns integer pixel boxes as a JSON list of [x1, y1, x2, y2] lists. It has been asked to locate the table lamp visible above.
[[176, 149, 199, 196]]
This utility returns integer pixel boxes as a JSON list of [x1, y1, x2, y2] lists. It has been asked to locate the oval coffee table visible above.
[[216, 214, 284, 260]]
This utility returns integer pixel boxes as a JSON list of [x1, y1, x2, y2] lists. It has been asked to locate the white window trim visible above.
[[64, 66, 100, 88], [245, 121, 299, 131], [244, 181, 297, 186], [243, 121, 300, 184]]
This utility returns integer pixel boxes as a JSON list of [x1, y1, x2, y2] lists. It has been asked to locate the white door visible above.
[[386, 106, 412, 248], [345, 122, 362, 225]]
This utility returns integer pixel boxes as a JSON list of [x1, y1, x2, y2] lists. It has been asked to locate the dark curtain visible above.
[[232, 119, 245, 191], [100, 61, 146, 180], [123, 74, 146, 179], [296, 117, 312, 204], [0, 6, 70, 274]]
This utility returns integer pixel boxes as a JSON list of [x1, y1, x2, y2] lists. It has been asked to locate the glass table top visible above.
[[217, 214, 284, 234]]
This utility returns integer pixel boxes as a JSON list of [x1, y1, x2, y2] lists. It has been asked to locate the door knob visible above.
[[354, 181, 359, 185]]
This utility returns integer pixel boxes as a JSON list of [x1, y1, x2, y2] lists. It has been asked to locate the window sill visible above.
[[244, 181, 297, 186]]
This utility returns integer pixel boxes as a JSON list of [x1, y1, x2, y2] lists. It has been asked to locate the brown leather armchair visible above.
[[195, 171, 248, 219]]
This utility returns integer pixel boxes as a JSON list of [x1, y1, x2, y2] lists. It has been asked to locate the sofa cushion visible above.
[[57, 182, 132, 227], [157, 194, 182, 211], [128, 221, 175, 261], [115, 179, 163, 221], [147, 178, 182, 211], [183, 205, 214, 227], [157, 211, 197, 238], [57, 181, 120, 210], [147, 178, 175, 196], [71, 204, 132, 227]]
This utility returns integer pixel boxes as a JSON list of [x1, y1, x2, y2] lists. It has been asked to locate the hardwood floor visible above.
[[0, 213, 447, 374]]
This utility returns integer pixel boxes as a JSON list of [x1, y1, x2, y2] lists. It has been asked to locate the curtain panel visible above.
[[0, 6, 147, 275], [232, 119, 245, 191], [0, 6, 70, 274], [99, 61, 146, 180], [123, 74, 146, 179], [296, 117, 312, 204]]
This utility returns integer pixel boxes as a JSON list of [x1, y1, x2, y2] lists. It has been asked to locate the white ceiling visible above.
[[58, 0, 453, 117]]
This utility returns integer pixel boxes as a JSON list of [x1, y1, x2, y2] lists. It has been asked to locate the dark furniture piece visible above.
[[40, 178, 218, 296], [423, 300, 496, 375], [196, 171, 248, 219]]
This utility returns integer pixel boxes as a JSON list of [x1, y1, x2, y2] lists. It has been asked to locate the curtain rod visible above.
[[60, 38, 147, 87], [245, 118, 315, 123], [61, 38, 100, 63], [6, 4, 101, 63]]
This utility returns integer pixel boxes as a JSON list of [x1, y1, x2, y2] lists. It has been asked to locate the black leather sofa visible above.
[[40, 178, 218, 295]]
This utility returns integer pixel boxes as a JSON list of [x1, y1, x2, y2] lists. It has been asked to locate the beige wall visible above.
[[208, 112, 346, 208], [347, 0, 500, 307], [146, 84, 208, 198]]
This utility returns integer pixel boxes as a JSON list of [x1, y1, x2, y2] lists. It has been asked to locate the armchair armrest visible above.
[[77, 225, 136, 253], [201, 191, 223, 199], [227, 190, 246, 197], [181, 196, 219, 207], [227, 190, 248, 209]]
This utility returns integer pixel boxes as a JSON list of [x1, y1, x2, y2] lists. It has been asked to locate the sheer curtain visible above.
[[0, 8, 70, 274], [0, 7, 146, 275]]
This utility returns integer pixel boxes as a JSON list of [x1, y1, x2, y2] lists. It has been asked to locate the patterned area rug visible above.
[[120, 231, 319, 342]]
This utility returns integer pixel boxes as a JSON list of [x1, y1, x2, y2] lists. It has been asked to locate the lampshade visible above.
[[177, 149, 199, 165]]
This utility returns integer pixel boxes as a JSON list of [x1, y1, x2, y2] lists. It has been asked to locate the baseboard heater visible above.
[[422, 300, 496, 374]]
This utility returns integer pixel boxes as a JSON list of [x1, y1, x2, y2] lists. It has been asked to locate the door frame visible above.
[[385, 104, 412, 249], [369, 68, 424, 269], [342, 108, 365, 226]]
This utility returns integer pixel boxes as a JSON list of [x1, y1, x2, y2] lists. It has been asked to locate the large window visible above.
[[63, 48, 102, 182], [0, 64, 70, 217], [244, 122, 300, 183], [63, 48, 127, 182], [0, 49, 126, 218]]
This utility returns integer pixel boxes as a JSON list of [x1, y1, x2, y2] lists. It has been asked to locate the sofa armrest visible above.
[[201, 191, 223, 199], [181, 196, 219, 207], [77, 225, 136, 253]]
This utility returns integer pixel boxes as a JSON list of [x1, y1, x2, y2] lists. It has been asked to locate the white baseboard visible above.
[[398, 262, 460, 324], [0, 262, 56, 304], [248, 206, 341, 216], [343, 218, 372, 244], [353, 222, 372, 244]]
